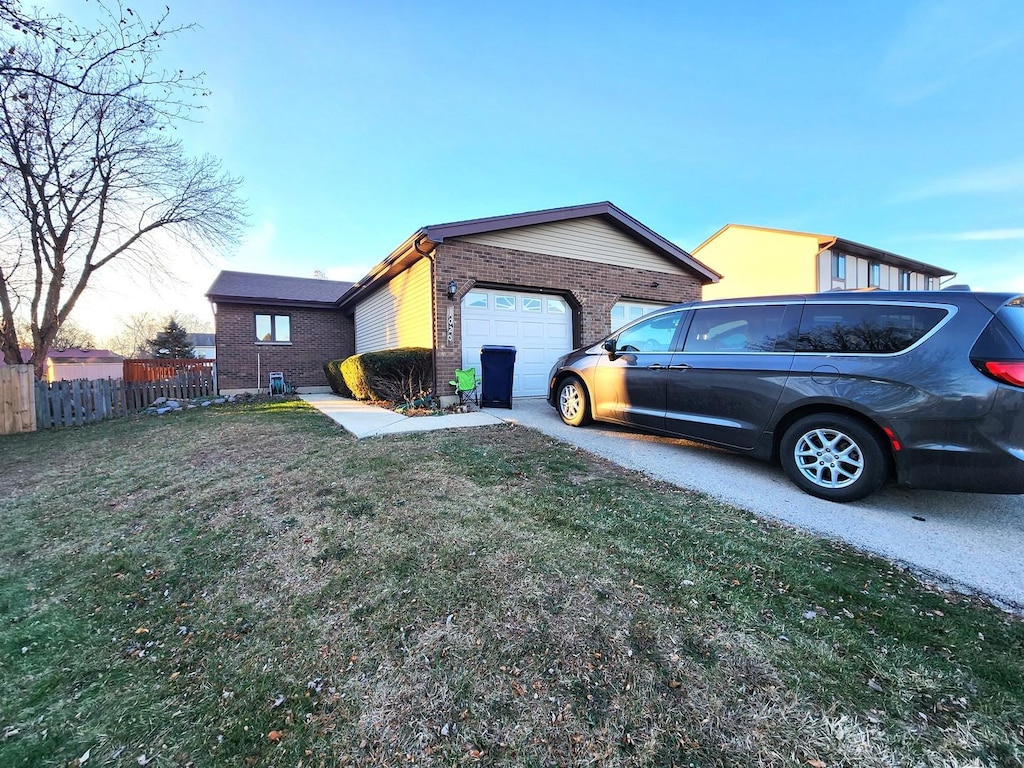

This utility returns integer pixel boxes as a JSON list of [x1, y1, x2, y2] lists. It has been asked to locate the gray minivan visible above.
[[547, 291, 1024, 502]]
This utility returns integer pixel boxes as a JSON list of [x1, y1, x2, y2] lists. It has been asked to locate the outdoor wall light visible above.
[[447, 279, 458, 301]]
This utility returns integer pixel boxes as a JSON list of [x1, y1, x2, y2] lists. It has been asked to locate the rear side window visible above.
[[994, 299, 1024, 351], [796, 303, 947, 354], [683, 305, 789, 352], [971, 301, 1024, 360]]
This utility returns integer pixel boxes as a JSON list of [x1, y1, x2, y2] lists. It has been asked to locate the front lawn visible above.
[[1, 400, 1021, 767]]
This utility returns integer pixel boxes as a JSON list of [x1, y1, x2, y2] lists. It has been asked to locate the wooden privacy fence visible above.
[[1, 364, 36, 435], [1, 366, 218, 432], [34, 373, 218, 429], [124, 358, 215, 383]]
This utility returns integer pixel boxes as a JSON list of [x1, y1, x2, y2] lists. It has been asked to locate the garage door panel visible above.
[[461, 289, 573, 397]]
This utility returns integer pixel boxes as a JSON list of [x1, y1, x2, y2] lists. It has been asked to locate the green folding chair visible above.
[[449, 367, 479, 406]]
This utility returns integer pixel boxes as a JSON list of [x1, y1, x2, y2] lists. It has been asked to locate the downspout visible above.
[[816, 236, 838, 292], [419, 240, 440, 400]]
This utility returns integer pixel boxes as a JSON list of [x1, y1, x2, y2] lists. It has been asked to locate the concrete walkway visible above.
[[299, 393, 507, 438]]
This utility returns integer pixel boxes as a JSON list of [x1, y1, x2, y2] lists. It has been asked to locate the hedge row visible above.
[[323, 347, 433, 403]]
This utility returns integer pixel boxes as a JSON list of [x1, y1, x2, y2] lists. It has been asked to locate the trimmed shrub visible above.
[[340, 347, 433, 403], [322, 359, 352, 398]]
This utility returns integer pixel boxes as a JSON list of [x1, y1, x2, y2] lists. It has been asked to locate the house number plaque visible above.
[[446, 306, 455, 345]]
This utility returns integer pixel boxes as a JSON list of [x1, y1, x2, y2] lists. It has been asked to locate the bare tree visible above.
[[105, 310, 210, 358], [105, 311, 161, 358], [0, 2, 245, 377], [15, 315, 97, 349]]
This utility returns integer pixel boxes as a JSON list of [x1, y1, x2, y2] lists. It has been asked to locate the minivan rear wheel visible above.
[[780, 414, 889, 502], [557, 376, 592, 427]]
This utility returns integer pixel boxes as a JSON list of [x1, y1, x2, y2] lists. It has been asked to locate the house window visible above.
[[547, 298, 566, 314], [464, 292, 488, 309], [832, 253, 847, 281], [522, 297, 542, 312], [255, 314, 291, 343], [899, 270, 911, 290], [869, 262, 881, 288], [495, 295, 516, 310]]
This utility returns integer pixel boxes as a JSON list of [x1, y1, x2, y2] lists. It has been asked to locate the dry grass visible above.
[[0, 399, 1021, 767]]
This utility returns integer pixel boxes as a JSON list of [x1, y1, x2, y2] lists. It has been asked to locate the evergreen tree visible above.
[[147, 319, 196, 359]]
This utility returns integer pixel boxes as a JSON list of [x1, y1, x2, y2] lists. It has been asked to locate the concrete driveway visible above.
[[495, 398, 1024, 613]]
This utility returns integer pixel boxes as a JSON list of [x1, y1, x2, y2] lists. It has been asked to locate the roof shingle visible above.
[[206, 270, 352, 306]]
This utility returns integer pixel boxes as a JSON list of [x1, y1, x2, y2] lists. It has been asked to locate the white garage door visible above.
[[461, 289, 572, 397], [611, 300, 670, 332]]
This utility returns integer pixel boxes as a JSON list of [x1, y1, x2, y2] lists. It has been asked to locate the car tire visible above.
[[557, 376, 592, 427], [780, 414, 890, 502]]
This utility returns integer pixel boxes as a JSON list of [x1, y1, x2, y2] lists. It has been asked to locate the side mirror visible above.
[[602, 338, 617, 356]]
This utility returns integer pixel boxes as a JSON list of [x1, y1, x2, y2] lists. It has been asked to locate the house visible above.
[[207, 202, 720, 398], [0, 348, 124, 382], [186, 333, 217, 359], [693, 224, 956, 300], [206, 271, 354, 393]]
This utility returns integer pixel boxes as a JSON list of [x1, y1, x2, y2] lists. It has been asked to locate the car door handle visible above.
[[646, 363, 666, 370], [667, 364, 692, 371]]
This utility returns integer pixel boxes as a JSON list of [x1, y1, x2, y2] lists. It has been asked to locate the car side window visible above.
[[615, 311, 683, 353], [797, 304, 948, 353], [683, 305, 789, 352]]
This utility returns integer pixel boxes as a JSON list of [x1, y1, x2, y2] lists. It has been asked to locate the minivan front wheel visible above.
[[557, 376, 592, 427], [780, 414, 889, 502]]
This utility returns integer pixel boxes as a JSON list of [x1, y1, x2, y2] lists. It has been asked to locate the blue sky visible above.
[[63, 0, 1024, 337]]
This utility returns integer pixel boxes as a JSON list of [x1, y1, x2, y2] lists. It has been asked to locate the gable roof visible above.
[[695, 224, 955, 277], [337, 202, 720, 309], [46, 348, 122, 363], [187, 333, 216, 347], [1, 348, 120, 365], [206, 270, 353, 308]]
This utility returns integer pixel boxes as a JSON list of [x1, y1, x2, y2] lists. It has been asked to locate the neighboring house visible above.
[[693, 224, 956, 301], [186, 333, 216, 359], [207, 202, 720, 397], [0, 348, 124, 382]]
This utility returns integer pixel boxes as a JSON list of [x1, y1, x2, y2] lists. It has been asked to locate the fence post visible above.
[[0, 364, 37, 434]]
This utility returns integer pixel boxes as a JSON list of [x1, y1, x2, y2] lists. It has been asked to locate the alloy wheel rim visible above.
[[793, 427, 864, 489], [560, 385, 581, 420]]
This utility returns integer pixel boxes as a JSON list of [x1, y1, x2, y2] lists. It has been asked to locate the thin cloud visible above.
[[904, 228, 1024, 242], [877, 0, 1024, 104], [945, 228, 1024, 242], [894, 160, 1024, 202]]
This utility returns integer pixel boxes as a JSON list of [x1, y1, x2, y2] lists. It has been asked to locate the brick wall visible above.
[[214, 303, 354, 392], [431, 240, 704, 395]]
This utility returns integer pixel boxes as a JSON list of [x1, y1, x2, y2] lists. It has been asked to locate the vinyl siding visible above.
[[455, 217, 688, 275], [819, 250, 937, 291], [354, 257, 433, 353], [699, 228, 819, 299]]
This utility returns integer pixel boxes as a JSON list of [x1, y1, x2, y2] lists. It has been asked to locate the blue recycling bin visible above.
[[480, 345, 516, 408]]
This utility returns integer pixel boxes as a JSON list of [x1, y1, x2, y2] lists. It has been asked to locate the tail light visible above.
[[977, 361, 1024, 388]]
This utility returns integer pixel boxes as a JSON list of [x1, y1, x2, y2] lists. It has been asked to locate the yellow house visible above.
[[693, 224, 956, 300]]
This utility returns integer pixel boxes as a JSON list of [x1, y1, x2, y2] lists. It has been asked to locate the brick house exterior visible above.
[[207, 272, 354, 393], [208, 202, 719, 398], [427, 239, 705, 398], [213, 302, 353, 391]]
